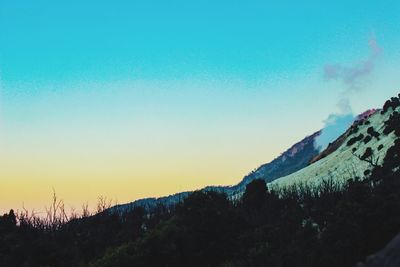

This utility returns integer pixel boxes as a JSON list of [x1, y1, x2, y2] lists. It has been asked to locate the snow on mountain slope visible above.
[[270, 105, 399, 188]]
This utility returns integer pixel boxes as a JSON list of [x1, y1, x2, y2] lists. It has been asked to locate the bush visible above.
[[361, 147, 373, 160], [347, 134, 364, 146]]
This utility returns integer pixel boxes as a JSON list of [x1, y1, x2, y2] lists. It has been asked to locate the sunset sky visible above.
[[1, 0, 400, 213]]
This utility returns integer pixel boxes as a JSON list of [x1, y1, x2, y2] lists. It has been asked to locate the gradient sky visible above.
[[1, 0, 400, 214]]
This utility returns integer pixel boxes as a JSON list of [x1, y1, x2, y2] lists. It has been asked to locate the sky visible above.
[[1, 0, 400, 214]]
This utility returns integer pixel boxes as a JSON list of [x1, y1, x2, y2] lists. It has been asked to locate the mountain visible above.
[[113, 95, 400, 212], [4, 94, 400, 267], [113, 129, 321, 211]]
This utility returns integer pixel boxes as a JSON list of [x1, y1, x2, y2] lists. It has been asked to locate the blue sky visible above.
[[2, 1, 399, 83], [1, 0, 400, 211]]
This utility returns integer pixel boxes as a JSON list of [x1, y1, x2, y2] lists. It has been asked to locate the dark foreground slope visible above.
[[356, 232, 400, 267]]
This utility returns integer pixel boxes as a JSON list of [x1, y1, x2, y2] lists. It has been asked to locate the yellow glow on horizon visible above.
[[0, 159, 266, 215], [3, 71, 397, 215], [0, 132, 288, 214]]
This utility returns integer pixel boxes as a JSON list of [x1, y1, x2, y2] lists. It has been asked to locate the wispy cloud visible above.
[[315, 36, 383, 151], [324, 35, 382, 89]]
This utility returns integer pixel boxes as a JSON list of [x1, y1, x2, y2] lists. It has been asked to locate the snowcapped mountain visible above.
[[112, 94, 400, 212]]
